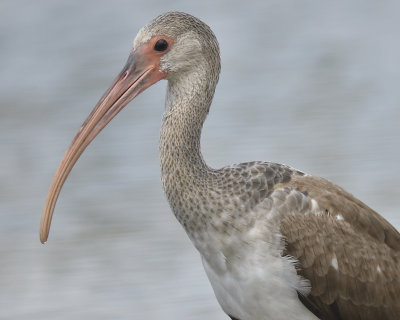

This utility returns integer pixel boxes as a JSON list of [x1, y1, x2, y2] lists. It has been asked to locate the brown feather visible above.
[[280, 175, 400, 319]]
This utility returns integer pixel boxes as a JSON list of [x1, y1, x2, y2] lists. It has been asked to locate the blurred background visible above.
[[0, 1, 399, 319]]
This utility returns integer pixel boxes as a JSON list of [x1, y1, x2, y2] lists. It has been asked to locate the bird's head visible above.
[[132, 12, 220, 79]]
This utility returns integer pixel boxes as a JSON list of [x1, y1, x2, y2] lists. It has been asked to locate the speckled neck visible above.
[[160, 65, 219, 178], [159, 60, 220, 236]]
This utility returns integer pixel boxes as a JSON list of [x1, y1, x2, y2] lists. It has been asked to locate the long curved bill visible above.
[[40, 47, 166, 243]]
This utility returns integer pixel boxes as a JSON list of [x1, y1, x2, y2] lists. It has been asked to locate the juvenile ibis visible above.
[[40, 12, 400, 320]]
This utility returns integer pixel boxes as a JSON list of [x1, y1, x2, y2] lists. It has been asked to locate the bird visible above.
[[40, 12, 400, 320]]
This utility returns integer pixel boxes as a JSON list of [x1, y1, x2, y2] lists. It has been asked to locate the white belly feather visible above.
[[200, 235, 317, 320], [188, 189, 319, 320]]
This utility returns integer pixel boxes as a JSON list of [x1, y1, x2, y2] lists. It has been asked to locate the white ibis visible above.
[[40, 12, 400, 320]]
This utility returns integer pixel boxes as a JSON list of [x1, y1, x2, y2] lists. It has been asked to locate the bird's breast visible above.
[[199, 224, 318, 320]]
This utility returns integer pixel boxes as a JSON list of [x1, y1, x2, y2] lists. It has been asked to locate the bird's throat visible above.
[[160, 70, 216, 178]]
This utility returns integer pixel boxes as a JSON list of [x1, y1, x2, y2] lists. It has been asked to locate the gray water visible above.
[[1, 1, 399, 319]]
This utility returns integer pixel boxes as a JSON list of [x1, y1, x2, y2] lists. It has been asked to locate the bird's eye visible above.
[[154, 39, 169, 52]]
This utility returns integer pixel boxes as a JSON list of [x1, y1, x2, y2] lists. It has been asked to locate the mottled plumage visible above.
[[282, 175, 400, 319], [40, 12, 400, 320]]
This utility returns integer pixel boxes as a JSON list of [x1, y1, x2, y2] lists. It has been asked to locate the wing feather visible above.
[[279, 175, 400, 320]]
